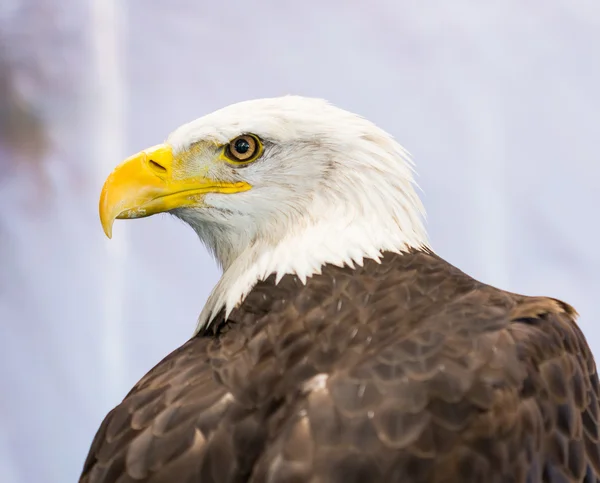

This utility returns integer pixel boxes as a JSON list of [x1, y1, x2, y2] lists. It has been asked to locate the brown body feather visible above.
[[80, 250, 600, 482]]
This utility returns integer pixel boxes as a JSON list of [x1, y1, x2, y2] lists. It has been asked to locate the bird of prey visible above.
[[81, 96, 600, 483]]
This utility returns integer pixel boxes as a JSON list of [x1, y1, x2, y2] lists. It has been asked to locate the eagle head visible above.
[[99, 96, 428, 329]]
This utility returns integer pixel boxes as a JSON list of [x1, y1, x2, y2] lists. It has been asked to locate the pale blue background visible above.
[[0, 1, 598, 481]]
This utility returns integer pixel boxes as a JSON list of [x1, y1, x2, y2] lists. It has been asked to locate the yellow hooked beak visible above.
[[99, 143, 251, 238]]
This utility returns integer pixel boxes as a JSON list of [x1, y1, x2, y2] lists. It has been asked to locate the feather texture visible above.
[[80, 250, 600, 483]]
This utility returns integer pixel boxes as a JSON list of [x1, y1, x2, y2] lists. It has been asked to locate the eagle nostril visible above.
[[148, 159, 167, 173]]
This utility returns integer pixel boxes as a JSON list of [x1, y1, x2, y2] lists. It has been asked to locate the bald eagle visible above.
[[82, 97, 600, 483]]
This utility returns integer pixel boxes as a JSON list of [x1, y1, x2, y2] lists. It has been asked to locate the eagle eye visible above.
[[225, 134, 262, 163]]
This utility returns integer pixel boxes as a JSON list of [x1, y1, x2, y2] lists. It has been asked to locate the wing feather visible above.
[[81, 252, 600, 483]]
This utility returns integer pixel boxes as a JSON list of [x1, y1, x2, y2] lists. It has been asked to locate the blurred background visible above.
[[0, 0, 598, 481]]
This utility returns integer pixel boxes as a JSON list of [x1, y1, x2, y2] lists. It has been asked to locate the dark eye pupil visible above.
[[235, 139, 250, 153]]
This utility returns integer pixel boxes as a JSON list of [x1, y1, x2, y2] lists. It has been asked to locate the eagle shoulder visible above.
[[247, 255, 600, 483]]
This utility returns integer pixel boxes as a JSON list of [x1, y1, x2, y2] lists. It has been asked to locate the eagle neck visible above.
[[194, 213, 429, 335]]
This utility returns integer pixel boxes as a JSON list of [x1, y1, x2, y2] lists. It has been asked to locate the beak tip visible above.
[[99, 207, 114, 239], [101, 220, 114, 239]]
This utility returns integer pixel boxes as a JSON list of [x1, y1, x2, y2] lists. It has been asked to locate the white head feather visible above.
[[165, 96, 429, 333]]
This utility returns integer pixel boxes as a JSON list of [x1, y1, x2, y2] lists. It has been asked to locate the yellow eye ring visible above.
[[224, 134, 263, 164]]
